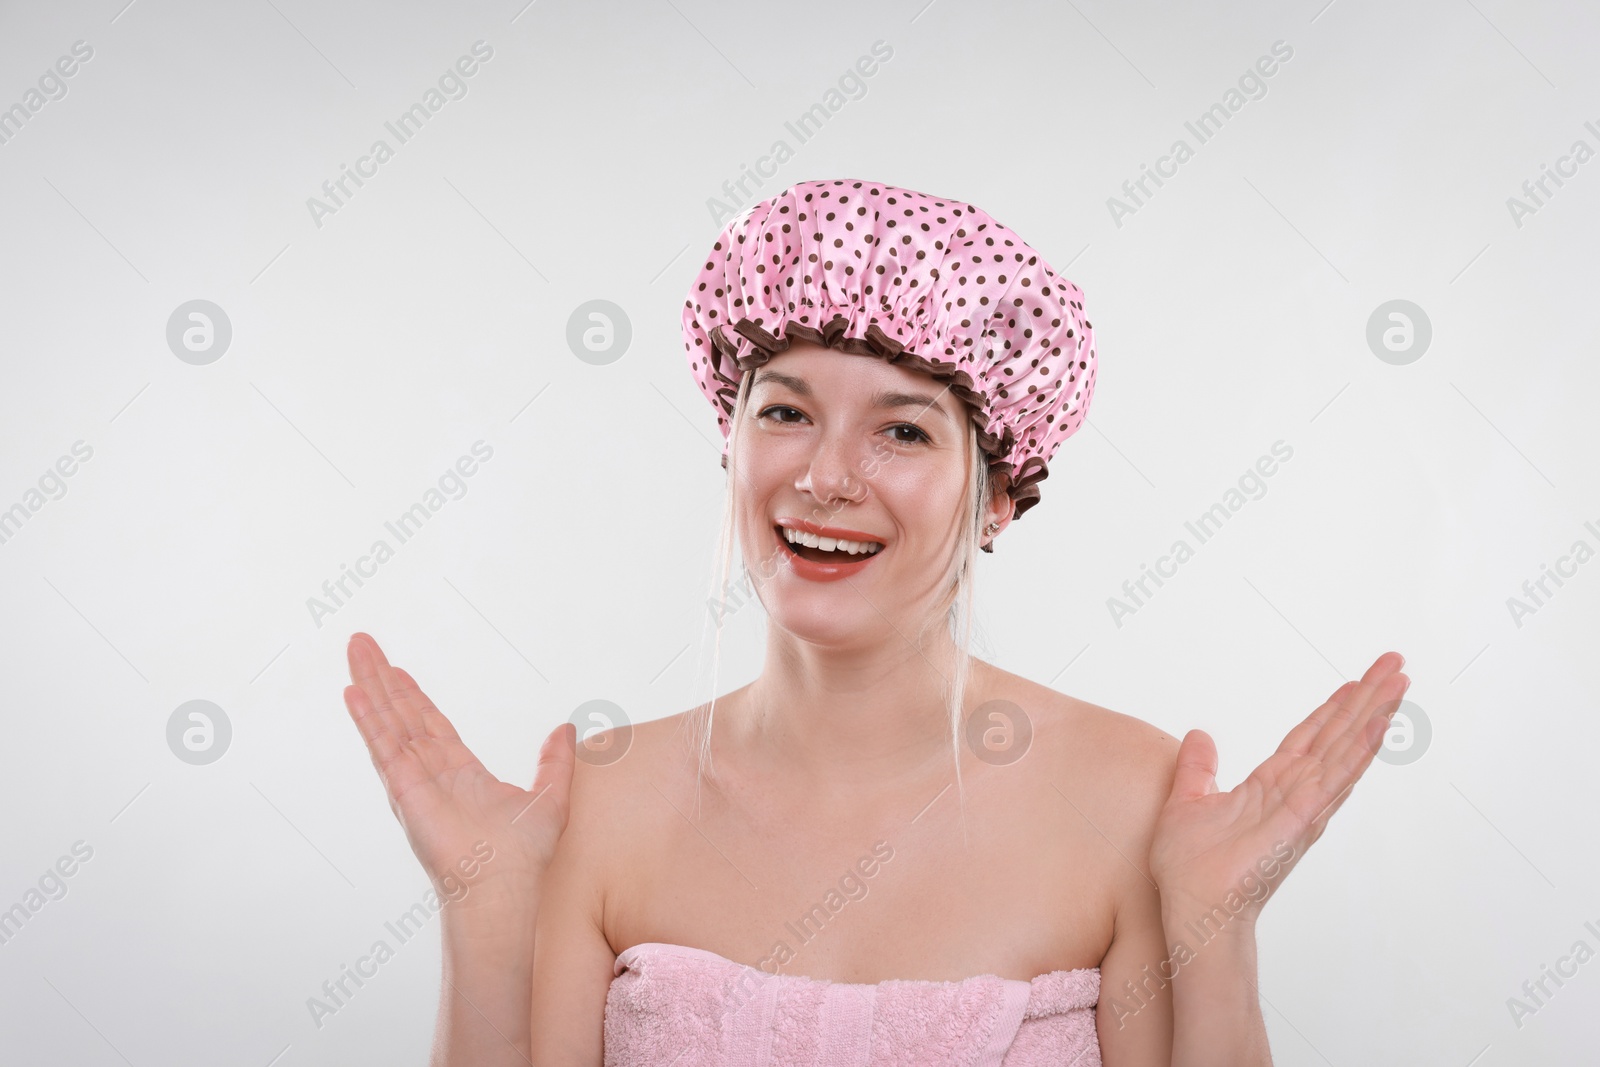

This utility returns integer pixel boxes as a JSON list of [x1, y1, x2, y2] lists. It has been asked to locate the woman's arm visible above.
[[1095, 731, 1276, 1067], [529, 744, 622, 1066], [340, 633, 577, 1067], [1092, 727, 1179, 1064], [1145, 650, 1411, 1067], [433, 897, 540, 1066], [1158, 888, 1271, 1067]]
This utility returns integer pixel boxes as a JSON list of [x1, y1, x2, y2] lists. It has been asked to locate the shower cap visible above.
[[681, 177, 1097, 532]]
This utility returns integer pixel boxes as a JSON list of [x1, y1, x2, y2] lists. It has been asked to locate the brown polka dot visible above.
[[679, 178, 1099, 526]]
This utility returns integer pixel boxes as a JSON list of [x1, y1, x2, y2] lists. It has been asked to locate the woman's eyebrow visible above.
[[870, 388, 953, 423], [752, 371, 952, 423], [751, 370, 810, 395]]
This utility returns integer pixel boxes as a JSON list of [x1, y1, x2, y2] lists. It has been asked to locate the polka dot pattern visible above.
[[682, 179, 1098, 524]]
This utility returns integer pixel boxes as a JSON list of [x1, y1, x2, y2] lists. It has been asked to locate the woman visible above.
[[341, 178, 1409, 1066]]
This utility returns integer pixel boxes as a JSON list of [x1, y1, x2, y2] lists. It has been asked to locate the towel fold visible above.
[[603, 942, 1101, 1066]]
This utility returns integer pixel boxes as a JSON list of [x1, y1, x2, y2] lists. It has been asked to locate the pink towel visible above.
[[604, 942, 1101, 1066]]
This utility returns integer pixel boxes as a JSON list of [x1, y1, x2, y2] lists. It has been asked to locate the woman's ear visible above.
[[982, 486, 1013, 548]]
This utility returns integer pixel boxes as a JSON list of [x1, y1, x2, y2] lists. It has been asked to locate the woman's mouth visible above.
[[775, 524, 885, 563], [764, 524, 883, 585]]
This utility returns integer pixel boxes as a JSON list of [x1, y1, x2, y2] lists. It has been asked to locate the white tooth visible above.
[[780, 527, 884, 555]]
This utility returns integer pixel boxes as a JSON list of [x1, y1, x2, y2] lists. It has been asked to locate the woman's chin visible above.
[[766, 602, 879, 646]]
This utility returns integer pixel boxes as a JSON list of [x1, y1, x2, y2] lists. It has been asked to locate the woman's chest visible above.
[[602, 762, 1119, 984]]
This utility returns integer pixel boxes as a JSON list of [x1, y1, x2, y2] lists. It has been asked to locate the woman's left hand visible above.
[[1148, 650, 1411, 924]]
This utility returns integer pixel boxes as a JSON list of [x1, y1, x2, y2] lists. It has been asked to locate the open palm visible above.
[[342, 632, 575, 908], [1149, 651, 1411, 921]]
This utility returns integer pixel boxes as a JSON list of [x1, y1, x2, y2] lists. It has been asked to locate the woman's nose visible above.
[[796, 435, 868, 505]]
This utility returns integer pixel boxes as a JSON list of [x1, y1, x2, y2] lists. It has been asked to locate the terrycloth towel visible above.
[[604, 942, 1101, 1066]]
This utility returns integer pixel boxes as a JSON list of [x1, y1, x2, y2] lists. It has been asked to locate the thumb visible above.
[[1169, 728, 1220, 803], [529, 722, 576, 824]]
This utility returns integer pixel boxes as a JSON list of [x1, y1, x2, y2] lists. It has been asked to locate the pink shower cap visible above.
[[681, 177, 1097, 529]]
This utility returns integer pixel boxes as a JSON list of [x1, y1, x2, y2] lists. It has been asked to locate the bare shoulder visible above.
[[530, 712, 701, 1063], [546, 708, 706, 888], [995, 667, 1182, 842]]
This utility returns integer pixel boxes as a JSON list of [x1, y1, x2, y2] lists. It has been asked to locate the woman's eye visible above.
[[889, 423, 930, 444], [756, 406, 926, 444]]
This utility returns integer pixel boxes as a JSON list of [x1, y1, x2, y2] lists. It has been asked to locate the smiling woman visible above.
[[697, 345, 1004, 816], [341, 178, 1411, 1067]]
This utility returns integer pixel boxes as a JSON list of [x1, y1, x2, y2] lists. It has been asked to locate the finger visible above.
[[1167, 729, 1220, 804], [1308, 652, 1404, 760], [1275, 681, 1357, 760], [517, 723, 577, 834], [1324, 672, 1409, 784], [343, 682, 405, 776], [348, 634, 423, 742], [390, 666, 462, 742], [1285, 673, 1408, 835]]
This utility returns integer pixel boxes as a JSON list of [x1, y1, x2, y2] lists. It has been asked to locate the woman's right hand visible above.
[[342, 632, 576, 916]]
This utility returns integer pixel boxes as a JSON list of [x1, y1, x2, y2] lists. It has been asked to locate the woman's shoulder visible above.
[[556, 704, 718, 832], [540, 710, 699, 914], [987, 665, 1182, 831]]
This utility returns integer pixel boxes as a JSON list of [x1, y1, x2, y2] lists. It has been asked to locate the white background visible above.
[[1, 1, 1595, 1064]]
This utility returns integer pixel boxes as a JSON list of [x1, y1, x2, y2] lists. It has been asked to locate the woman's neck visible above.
[[725, 634, 992, 793]]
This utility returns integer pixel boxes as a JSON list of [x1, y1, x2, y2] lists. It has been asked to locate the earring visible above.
[[984, 521, 1000, 536]]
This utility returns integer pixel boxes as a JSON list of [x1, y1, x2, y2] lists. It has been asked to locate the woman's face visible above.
[[731, 341, 996, 645]]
